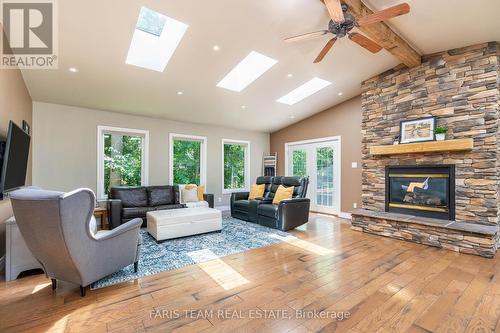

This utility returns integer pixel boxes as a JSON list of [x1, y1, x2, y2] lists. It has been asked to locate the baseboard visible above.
[[338, 211, 352, 220]]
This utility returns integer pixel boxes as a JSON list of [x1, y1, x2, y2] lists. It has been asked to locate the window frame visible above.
[[97, 125, 149, 200], [221, 138, 251, 194], [169, 133, 207, 186]]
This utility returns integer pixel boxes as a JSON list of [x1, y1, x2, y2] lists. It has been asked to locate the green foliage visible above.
[[292, 150, 307, 177], [435, 126, 448, 134], [173, 140, 201, 185], [104, 134, 143, 194], [224, 143, 245, 189]]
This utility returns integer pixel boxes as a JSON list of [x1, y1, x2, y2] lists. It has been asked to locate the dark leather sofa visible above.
[[108, 185, 214, 229], [230, 176, 310, 231]]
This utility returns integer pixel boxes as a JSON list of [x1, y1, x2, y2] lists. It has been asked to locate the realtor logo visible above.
[[1, 0, 58, 69]]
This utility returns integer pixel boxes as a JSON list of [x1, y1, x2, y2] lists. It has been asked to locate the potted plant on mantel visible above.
[[435, 126, 447, 141]]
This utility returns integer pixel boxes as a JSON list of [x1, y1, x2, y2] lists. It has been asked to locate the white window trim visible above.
[[97, 126, 150, 200], [222, 138, 251, 194], [169, 133, 207, 186]]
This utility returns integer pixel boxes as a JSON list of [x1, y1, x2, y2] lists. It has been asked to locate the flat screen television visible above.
[[0, 121, 31, 198]]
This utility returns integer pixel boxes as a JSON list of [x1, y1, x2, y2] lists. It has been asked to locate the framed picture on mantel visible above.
[[399, 117, 436, 144]]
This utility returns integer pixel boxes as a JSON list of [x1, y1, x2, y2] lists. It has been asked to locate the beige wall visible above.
[[0, 32, 33, 256], [32, 102, 269, 206], [270, 96, 362, 214]]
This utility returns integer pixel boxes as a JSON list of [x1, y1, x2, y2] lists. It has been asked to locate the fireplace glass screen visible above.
[[386, 165, 455, 220]]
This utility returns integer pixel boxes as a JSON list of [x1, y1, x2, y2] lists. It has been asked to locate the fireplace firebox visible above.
[[385, 165, 455, 220]]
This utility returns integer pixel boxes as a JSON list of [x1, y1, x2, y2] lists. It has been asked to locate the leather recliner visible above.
[[230, 176, 310, 231]]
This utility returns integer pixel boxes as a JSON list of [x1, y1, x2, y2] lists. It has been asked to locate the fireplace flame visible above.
[[402, 177, 429, 193]]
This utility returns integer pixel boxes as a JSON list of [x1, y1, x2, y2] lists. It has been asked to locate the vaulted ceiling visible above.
[[21, 0, 500, 132]]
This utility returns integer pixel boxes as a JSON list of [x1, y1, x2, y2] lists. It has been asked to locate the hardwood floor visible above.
[[1, 213, 499, 333]]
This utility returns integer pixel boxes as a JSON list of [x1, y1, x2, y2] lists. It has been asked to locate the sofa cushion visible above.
[[122, 206, 156, 219], [283, 176, 307, 198], [147, 186, 175, 206], [258, 204, 278, 218], [110, 187, 148, 208], [267, 176, 283, 199]]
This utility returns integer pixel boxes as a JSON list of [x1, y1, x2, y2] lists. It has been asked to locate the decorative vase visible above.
[[435, 133, 446, 141]]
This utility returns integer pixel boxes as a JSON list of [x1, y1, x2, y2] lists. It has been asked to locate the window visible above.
[[222, 139, 250, 193], [216, 51, 278, 92], [169, 134, 207, 185], [126, 7, 188, 72], [97, 126, 149, 199], [276, 77, 332, 105]]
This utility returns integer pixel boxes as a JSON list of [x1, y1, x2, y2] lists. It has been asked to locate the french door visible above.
[[286, 138, 340, 215]]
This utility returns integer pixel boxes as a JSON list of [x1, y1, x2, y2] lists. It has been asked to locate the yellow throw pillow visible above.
[[272, 185, 294, 205], [184, 184, 204, 201], [196, 185, 205, 201], [248, 184, 265, 200]]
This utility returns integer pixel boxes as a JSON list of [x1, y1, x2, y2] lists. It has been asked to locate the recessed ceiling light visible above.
[[290, 115, 296, 119], [277, 77, 332, 106], [241, 105, 247, 109], [126, 7, 188, 72], [287, 74, 293, 78], [216, 51, 278, 92], [177, 91, 183, 95], [68, 67, 78, 73], [213, 45, 220, 51], [338, 92, 343, 96]]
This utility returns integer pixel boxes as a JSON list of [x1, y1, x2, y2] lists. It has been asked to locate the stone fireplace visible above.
[[386, 165, 455, 220], [351, 42, 500, 258]]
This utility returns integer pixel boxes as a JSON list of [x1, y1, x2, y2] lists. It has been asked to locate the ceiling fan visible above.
[[285, 0, 410, 63]]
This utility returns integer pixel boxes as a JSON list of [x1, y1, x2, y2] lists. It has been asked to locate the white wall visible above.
[[32, 102, 269, 206]]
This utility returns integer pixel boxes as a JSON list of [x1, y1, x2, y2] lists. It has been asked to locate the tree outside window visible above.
[[173, 139, 201, 185], [224, 142, 247, 190], [292, 150, 307, 177], [104, 133, 143, 195]]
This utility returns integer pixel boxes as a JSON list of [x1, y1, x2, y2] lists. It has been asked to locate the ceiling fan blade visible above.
[[349, 33, 382, 53], [324, 0, 345, 23], [314, 37, 337, 63], [284, 30, 329, 43], [357, 3, 410, 27]]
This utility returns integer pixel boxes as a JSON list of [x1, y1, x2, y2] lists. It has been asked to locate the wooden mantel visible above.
[[369, 138, 474, 156]]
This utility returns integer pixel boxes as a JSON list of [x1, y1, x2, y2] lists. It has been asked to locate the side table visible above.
[[94, 207, 108, 230]]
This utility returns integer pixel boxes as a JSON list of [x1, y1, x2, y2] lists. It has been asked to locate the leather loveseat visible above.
[[108, 185, 215, 229], [230, 176, 310, 231]]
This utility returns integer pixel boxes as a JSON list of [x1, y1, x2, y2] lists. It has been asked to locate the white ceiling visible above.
[[21, 0, 500, 133]]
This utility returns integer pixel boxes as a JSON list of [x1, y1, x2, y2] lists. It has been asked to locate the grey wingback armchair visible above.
[[10, 188, 142, 297]]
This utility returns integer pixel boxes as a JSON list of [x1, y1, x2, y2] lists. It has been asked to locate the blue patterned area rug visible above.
[[91, 217, 294, 289]]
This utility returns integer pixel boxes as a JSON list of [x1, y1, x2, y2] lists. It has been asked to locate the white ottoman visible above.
[[147, 208, 222, 241]]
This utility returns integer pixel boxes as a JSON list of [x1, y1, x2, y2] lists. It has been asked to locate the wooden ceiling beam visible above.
[[341, 0, 421, 67]]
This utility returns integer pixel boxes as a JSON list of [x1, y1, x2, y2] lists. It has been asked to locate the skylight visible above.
[[216, 51, 278, 92], [276, 77, 332, 105], [126, 7, 188, 72]]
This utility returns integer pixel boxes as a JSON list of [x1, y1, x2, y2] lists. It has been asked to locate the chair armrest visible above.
[[279, 198, 310, 205], [107, 199, 122, 229], [231, 192, 249, 201], [94, 218, 142, 241], [277, 198, 311, 231], [230, 192, 249, 215], [203, 194, 214, 208]]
